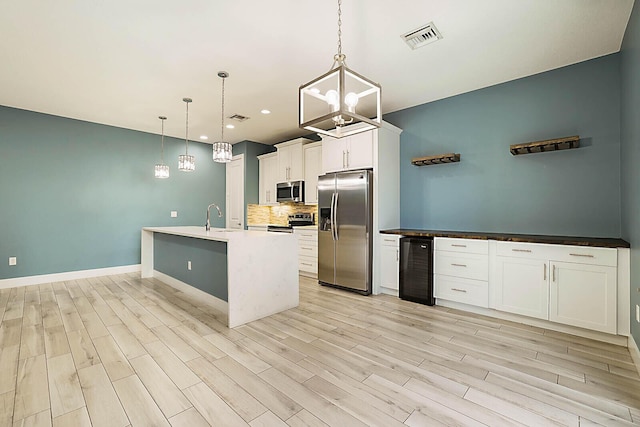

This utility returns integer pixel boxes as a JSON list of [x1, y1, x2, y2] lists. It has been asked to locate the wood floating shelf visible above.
[[510, 135, 580, 156], [411, 153, 460, 166]]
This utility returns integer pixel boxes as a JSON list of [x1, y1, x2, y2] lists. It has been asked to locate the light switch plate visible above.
[[171, 211, 178, 218], [8, 257, 17, 266], [187, 261, 192, 270], [636, 305, 639, 323]]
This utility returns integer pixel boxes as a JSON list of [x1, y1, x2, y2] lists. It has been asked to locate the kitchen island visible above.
[[141, 226, 298, 328]]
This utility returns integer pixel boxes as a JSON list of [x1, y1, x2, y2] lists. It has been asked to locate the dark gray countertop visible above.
[[380, 229, 630, 248]]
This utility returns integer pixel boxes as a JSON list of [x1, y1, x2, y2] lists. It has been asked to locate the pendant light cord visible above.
[[160, 118, 165, 163], [221, 75, 226, 142], [185, 100, 190, 155]]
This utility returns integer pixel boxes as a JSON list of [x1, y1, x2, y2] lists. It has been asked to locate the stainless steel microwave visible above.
[[276, 180, 304, 203]]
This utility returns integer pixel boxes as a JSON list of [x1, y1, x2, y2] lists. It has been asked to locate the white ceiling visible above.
[[0, 0, 634, 145]]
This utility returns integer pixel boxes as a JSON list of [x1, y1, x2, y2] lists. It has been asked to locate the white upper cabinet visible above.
[[276, 138, 311, 182], [321, 132, 374, 173], [303, 142, 322, 204], [258, 152, 277, 205]]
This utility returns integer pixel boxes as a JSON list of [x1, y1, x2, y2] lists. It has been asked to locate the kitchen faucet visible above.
[[205, 203, 223, 231]]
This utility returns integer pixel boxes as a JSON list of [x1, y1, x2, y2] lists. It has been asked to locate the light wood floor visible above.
[[1, 273, 639, 427]]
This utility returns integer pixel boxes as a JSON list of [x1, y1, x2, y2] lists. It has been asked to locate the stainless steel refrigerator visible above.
[[318, 169, 372, 294]]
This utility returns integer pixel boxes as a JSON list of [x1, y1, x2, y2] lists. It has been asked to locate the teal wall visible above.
[[153, 233, 228, 301], [621, 2, 640, 347], [385, 54, 621, 238], [0, 106, 226, 280], [233, 140, 274, 228]]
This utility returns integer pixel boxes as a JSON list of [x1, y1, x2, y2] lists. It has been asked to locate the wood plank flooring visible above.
[[0, 273, 639, 426]]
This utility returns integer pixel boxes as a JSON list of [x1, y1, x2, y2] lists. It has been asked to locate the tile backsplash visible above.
[[247, 203, 318, 226]]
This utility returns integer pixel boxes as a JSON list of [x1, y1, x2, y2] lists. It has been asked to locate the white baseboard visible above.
[[629, 335, 640, 378], [153, 270, 229, 318], [0, 264, 141, 289]]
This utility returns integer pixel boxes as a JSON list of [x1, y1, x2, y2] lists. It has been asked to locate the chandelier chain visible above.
[[337, 0, 342, 56]]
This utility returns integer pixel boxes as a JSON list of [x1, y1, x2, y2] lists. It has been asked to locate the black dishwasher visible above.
[[399, 237, 434, 306]]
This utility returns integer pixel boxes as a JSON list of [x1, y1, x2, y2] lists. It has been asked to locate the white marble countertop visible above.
[[142, 226, 292, 242]]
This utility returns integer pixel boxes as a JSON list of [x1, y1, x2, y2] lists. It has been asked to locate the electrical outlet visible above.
[[8, 257, 17, 266], [636, 305, 640, 323], [171, 211, 178, 218], [187, 261, 192, 271]]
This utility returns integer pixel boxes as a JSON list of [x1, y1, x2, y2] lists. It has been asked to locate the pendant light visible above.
[[299, 0, 381, 138], [178, 97, 195, 171], [154, 116, 170, 179], [212, 71, 233, 163]]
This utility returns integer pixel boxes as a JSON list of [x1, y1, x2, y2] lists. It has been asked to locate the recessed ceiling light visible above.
[[260, 109, 271, 115], [199, 135, 208, 140], [226, 124, 235, 129]]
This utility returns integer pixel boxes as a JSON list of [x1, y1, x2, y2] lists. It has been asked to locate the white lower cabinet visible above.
[[295, 228, 318, 277], [379, 235, 400, 292], [493, 241, 618, 334], [494, 256, 549, 319], [549, 261, 617, 334], [434, 237, 489, 308]]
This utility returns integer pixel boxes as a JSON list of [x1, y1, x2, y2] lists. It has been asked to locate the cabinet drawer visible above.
[[434, 275, 488, 308], [294, 229, 318, 246], [435, 237, 488, 255], [298, 243, 318, 257], [496, 241, 548, 259], [299, 256, 317, 273], [434, 252, 488, 281], [381, 235, 401, 247], [551, 245, 617, 267], [496, 241, 617, 266]]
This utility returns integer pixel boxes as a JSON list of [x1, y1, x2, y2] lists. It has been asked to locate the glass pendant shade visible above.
[[213, 71, 233, 163], [178, 154, 195, 171], [154, 163, 170, 179], [179, 97, 195, 171], [154, 115, 170, 179], [212, 141, 232, 162]]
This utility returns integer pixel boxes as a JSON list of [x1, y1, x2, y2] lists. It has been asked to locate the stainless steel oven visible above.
[[276, 180, 304, 203]]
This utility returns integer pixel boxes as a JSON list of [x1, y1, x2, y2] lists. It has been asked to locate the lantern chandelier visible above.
[[154, 116, 170, 179], [212, 71, 233, 163], [178, 97, 195, 171], [299, 0, 381, 138]]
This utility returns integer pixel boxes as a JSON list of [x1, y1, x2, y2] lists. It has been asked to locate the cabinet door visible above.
[[264, 155, 277, 204], [304, 145, 322, 204], [288, 143, 304, 181], [494, 257, 548, 320], [259, 155, 277, 205], [549, 261, 617, 334], [380, 244, 399, 290], [277, 143, 304, 181], [322, 137, 347, 173], [345, 132, 374, 170], [277, 145, 292, 182]]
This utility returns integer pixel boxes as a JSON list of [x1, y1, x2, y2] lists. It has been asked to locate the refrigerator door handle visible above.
[[330, 192, 336, 241], [333, 192, 339, 240]]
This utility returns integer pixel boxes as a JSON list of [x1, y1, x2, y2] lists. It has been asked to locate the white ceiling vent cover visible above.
[[228, 114, 249, 122], [402, 22, 442, 50]]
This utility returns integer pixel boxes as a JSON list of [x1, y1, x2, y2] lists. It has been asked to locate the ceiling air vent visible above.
[[228, 114, 250, 122], [401, 22, 442, 50]]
